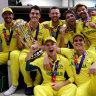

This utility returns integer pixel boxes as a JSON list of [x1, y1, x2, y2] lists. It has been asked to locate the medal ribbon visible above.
[[50, 60, 59, 82], [29, 22, 39, 40], [82, 15, 90, 23], [50, 26, 60, 40], [66, 27, 72, 32], [3, 29, 13, 46], [74, 50, 86, 74]]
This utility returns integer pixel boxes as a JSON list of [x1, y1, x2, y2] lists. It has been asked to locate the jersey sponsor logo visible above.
[[71, 61, 87, 68], [81, 59, 88, 68], [82, 64, 87, 68], [46, 72, 52, 76], [46, 71, 63, 76], [58, 64, 63, 69], [83, 59, 88, 64]]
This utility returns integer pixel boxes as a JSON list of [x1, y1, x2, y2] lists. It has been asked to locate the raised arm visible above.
[[25, 43, 39, 61], [59, 25, 67, 48]]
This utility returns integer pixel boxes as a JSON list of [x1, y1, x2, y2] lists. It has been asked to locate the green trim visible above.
[[26, 60, 43, 83]]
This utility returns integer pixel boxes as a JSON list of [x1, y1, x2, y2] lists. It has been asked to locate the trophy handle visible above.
[[18, 35, 30, 48], [25, 23, 34, 42]]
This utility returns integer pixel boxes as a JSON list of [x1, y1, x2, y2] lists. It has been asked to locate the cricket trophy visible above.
[[13, 19, 43, 60]]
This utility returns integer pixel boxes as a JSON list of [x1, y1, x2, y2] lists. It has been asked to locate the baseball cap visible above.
[[44, 36, 57, 44], [2, 7, 13, 14], [75, 3, 86, 11]]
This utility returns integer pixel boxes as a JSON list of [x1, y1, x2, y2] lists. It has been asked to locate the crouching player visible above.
[[25, 36, 77, 96]]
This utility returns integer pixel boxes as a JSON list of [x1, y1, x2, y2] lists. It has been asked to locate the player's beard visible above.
[[52, 17, 59, 23], [80, 13, 87, 20], [4, 18, 13, 24]]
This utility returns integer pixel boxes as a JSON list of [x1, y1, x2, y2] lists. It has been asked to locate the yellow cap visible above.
[[44, 36, 57, 44], [75, 3, 86, 11], [2, 7, 13, 14], [73, 33, 85, 40]]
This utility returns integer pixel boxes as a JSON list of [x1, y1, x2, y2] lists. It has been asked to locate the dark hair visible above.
[[73, 35, 85, 43], [49, 6, 60, 13], [76, 5, 87, 12], [64, 10, 75, 19], [29, 5, 41, 13]]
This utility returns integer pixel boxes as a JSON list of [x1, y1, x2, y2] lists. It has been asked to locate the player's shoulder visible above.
[[58, 54, 69, 61], [86, 50, 96, 56]]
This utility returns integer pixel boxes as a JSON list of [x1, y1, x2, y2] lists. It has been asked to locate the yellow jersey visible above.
[[63, 21, 79, 46], [0, 23, 18, 52], [60, 48, 96, 86], [26, 54, 74, 84], [42, 20, 66, 45], [23, 22, 50, 49], [77, 16, 96, 47]]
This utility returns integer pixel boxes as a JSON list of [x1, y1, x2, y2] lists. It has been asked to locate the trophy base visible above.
[[31, 49, 44, 60]]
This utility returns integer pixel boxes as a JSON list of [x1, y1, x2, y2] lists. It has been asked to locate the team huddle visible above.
[[0, 3, 96, 96]]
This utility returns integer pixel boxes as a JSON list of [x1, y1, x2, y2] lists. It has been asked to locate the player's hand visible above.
[[15, 31, 20, 40], [88, 63, 96, 76], [43, 24, 49, 29], [32, 40, 38, 45], [60, 25, 67, 35], [30, 44, 39, 52], [89, 22, 96, 29], [43, 53, 53, 71], [51, 83, 62, 91]]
